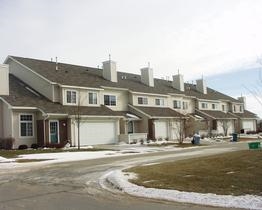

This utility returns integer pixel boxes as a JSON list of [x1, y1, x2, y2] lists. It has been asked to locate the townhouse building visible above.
[[0, 56, 257, 148]]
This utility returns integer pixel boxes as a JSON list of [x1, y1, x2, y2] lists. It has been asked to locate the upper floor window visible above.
[[240, 105, 243, 112], [182, 101, 188, 110], [155, 98, 164, 106], [20, 114, 33, 137], [138, 97, 148, 105], [173, 100, 181, 109], [104, 95, 116, 106], [201, 102, 208, 109], [212, 104, 218, 110], [88, 92, 97, 105], [66, 90, 77, 104], [233, 105, 236, 112], [222, 105, 225, 111]]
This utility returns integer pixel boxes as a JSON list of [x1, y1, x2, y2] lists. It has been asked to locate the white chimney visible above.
[[102, 59, 117, 83], [172, 74, 184, 91], [141, 67, 154, 87], [196, 78, 207, 94], [238, 96, 246, 109], [0, 64, 9, 95]]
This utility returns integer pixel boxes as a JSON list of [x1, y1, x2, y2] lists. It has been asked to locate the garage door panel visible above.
[[79, 121, 116, 145], [155, 121, 168, 139]]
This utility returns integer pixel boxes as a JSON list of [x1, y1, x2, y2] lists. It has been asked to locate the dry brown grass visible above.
[[126, 150, 262, 196]]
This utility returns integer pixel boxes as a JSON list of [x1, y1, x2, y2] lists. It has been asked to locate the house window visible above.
[[155, 98, 164, 106], [222, 105, 225, 111], [88, 92, 97, 104], [66, 90, 77, 104], [20, 114, 33, 137], [240, 105, 243, 112], [173, 100, 181, 109], [201, 102, 208, 109], [182, 101, 188, 110], [212, 104, 217, 110], [104, 95, 116, 106], [138, 97, 148, 105], [233, 105, 236, 112]]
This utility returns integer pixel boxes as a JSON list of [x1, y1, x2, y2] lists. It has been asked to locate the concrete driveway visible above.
[[0, 143, 247, 210]]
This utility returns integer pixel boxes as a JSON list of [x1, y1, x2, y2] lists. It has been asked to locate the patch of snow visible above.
[[105, 170, 262, 210]]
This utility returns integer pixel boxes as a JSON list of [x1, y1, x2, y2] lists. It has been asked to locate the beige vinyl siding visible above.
[[102, 89, 128, 111], [2, 102, 13, 138], [7, 59, 55, 101], [12, 111, 37, 148]]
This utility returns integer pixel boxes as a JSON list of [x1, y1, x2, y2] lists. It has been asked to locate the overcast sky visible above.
[[1, 0, 262, 116]]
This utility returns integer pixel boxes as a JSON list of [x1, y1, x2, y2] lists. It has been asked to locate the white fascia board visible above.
[[128, 104, 152, 118], [167, 93, 186, 97], [129, 91, 169, 97], [152, 116, 181, 119], [0, 97, 13, 109], [68, 115, 123, 118], [197, 98, 221, 103], [6, 56, 56, 85], [46, 113, 68, 116], [100, 86, 129, 91], [217, 117, 237, 120], [11, 106, 38, 110], [59, 84, 104, 91]]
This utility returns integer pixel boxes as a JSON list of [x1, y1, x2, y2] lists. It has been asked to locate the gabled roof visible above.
[[131, 105, 184, 118], [0, 75, 120, 116], [230, 110, 258, 119], [196, 109, 237, 120], [8, 56, 240, 103]]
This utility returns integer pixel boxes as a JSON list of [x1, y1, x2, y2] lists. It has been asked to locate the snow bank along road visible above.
[[0, 143, 250, 210]]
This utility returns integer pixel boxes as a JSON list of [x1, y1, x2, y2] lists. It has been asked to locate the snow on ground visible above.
[[0, 144, 196, 169], [105, 170, 262, 210]]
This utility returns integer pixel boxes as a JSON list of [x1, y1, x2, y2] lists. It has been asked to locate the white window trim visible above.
[[19, 113, 34, 138], [65, 89, 78, 105], [155, 98, 164, 106], [49, 120, 60, 144], [138, 96, 148, 105], [173, 100, 181, 109], [201, 102, 208, 109], [182, 101, 188, 110], [104, 94, 117, 106], [88, 91, 98, 106]]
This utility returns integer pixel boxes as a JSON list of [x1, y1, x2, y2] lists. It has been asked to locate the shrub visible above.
[[31, 143, 39, 149], [246, 130, 257, 135], [18, 144, 28, 150], [0, 137, 15, 150]]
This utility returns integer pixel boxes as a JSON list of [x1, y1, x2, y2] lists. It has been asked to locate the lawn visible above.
[[126, 150, 262, 196], [0, 147, 111, 159]]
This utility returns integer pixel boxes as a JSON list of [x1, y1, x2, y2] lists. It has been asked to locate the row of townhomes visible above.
[[0, 56, 258, 148]]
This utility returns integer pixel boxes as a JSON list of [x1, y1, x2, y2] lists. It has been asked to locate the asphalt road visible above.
[[0, 143, 248, 210]]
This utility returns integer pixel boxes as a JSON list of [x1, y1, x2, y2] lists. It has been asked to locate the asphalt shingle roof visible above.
[[9, 56, 240, 103], [196, 109, 237, 120], [133, 106, 184, 118], [231, 110, 258, 119]]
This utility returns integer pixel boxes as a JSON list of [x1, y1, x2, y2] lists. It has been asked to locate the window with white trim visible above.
[[20, 114, 33, 137], [66, 90, 77, 104], [182, 101, 188, 110], [240, 105, 243, 112], [201, 102, 208, 109], [222, 105, 225, 111], [138, 97, 148, 105], [212, 104, 218, 110], [155, 98, 164, 106], [173, 100, 181, 109], [88, 92, 97, 104], [104, 95, 116, 106]]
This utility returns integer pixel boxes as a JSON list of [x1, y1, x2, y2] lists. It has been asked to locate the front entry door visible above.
[[50, 121, 59, 144]]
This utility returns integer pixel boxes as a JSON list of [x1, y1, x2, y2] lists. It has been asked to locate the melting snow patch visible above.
[[105, 170, 262, 210]]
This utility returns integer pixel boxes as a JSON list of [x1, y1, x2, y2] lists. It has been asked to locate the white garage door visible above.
[[242, 120, 255, 132], [155, 120, 168, 139], [79, 121, 116, 145]]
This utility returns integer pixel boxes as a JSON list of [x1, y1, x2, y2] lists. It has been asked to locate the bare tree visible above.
[[218, 119, 232, 136]]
